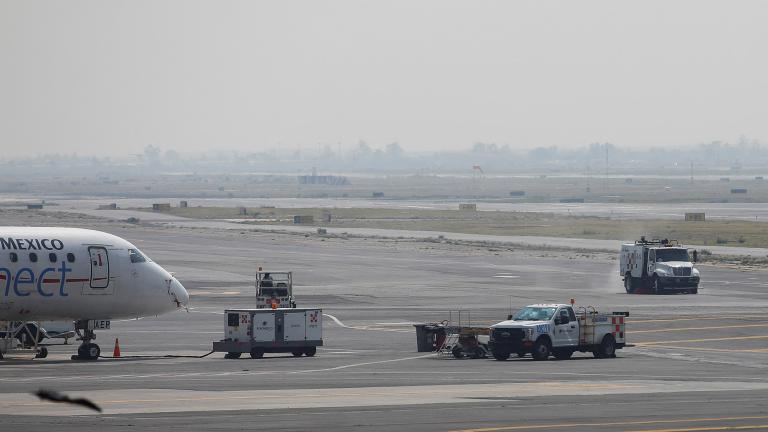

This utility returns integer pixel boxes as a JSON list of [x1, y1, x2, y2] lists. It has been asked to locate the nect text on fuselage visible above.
[[0, 261, 73, 297], [0, 237, 64, 251]]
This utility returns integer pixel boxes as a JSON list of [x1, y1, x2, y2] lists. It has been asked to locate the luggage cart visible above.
[[435, 310, 489, 359]]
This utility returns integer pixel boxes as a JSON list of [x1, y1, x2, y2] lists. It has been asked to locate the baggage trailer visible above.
[[213, 308, 322, 359]]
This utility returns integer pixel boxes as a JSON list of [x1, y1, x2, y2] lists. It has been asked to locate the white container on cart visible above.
[[213, 308, 323, 359]]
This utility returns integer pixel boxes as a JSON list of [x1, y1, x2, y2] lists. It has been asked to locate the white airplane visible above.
[[0, 227, 189, 360]]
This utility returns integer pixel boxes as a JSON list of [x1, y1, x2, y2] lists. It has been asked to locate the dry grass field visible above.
[[141, 206, 768, 249]]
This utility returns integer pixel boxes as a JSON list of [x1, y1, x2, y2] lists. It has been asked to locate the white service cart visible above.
[[213, 308, 323, 359]]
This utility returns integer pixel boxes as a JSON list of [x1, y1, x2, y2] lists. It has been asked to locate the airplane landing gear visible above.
[[72, 321, 101, 361]]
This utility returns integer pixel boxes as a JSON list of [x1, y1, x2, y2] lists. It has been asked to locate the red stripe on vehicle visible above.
[[92, 277, 107, 281], [66, 278, 90, 282], [42, 278, 61, 283]]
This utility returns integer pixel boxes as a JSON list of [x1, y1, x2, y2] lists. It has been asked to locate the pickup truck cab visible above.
[[489, 304, 627, 361]]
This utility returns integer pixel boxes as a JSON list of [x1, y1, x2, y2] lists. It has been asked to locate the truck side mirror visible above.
[[692, 250, 698, 263]]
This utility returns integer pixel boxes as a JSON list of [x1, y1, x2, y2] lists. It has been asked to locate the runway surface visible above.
[[1, 221, 768, 431]]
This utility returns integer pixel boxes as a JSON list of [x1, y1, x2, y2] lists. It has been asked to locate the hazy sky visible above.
[[1, 1, 767, 157]]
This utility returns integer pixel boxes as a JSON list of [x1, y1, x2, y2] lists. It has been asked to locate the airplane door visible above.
[[84, 246, 114, 295]]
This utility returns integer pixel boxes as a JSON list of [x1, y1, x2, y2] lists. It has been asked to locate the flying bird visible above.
[[34, 389, 102, 413]]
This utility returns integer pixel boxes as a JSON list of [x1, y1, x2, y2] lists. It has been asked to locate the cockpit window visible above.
[[129, 249, 147, 263]]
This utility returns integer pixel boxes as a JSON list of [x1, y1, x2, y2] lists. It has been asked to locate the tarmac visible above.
[[1, 220, 768, 431]]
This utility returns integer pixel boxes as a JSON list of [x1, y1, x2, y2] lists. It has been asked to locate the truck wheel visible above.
[[553, 349, 573, 360], [624, 274, 635, 294], [291, 350, 303, 357], [492, 349, 510, 361], [690, 287, 699, 294], [652, 276, 663, 295], [531, 339, 551, 361], [452, 346, 464, 359], [224, 352, 241, 359], [303, 346, 317, 357], [35, 347, 49, 359], [472, 347, 486, 359], [596, 336, 616, 359], [249, 348, 264, 359]]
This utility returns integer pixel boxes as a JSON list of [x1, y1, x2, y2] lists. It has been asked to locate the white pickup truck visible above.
[[488, 304, 628, 361]]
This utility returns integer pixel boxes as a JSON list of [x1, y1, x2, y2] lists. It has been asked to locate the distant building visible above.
[[297, 174, 350, 185], [293, 215, 314, 224]]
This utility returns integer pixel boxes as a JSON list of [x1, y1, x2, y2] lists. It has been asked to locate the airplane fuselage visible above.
[[0, 227, 188, 321]]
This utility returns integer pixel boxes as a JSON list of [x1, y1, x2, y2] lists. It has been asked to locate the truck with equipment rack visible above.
[[620, 237, 700, 294], [488, 303, 628, 361]]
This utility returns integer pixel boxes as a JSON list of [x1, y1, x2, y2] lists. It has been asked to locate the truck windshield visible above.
[[656, 248, 689, 262], [512, 307, 557, 321]]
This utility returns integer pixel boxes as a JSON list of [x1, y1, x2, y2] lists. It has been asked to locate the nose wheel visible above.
[[71, 321, 101, 360]]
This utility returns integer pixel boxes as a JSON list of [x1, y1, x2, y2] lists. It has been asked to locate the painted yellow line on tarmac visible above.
[[640, 345, 768, 353], [624, 425, 768, 432], [632, 316, 767, 324], [632, 323, 768, 334], [635, 335, 768, 346], [449, 415, 768, 432]]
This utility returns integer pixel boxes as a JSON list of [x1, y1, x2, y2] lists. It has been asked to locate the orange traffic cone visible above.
[[113, 338, 121, 358]]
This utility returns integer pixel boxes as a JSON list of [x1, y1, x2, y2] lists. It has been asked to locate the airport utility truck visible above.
[[488, 304, 627, 361], [620, 238, 700, 294]]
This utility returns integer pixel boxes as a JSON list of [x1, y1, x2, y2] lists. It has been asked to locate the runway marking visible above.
[[287, 353, 435, 374], [632, 316, 767, 324], [450, 415, 768, 432], [636, 335, 768, 346], [323, 313, 412, 333], [639, 345, 768, 354], [632, 323, 768, 334], [625, 426, 768, 432]]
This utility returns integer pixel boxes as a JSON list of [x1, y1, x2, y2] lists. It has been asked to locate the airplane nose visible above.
[[170, 278, 190, 307]]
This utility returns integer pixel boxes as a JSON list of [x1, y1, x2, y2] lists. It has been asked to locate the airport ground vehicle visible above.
[[488, 304, 627, 361], [255, 271, 296, 308], [213, 308, 322, 359], [620, 238, 700, 294]]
